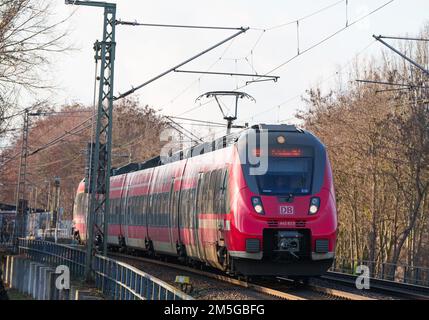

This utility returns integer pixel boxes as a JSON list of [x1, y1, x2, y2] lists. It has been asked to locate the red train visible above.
[[74, 124, 337, 276]]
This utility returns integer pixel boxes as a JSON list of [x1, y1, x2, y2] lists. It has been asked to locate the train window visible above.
[[218, 169, 228, 214], [189, 187, 196, 215], [141, 196, 145, 225], [128, 198, 133, 225], [186, 187, 192, 218], [148, 194, 153, 226], [212, 170, 221, 213], [161, 193, 165, 226], [198, 174, 205, 214], [152, 194, 156, 226], [111, 205, 113, 224], [224, 169, 230, 213], [135, 197, 139, 225], [112, 199, 115, 224], [155, 194, 159, 226], [206, 171, 214, 213], [159, 193, 163, 226], [137, 197, 140, 225], [196, 174, 204, 214], [134, 197, 138, 225], [216, 169, 224, 213], [256, 158, 313, 195], [131, 197, 135, 225], [179, 190, 183, 228], [140, 196, 144, 226], [162, 193, 167, 226]]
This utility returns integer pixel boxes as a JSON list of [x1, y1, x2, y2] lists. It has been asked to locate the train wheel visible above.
[[217, 246, 232, 272], [118, 235, 127, 253], [176, 243, 187, 262], [145, 239, 155, 256]]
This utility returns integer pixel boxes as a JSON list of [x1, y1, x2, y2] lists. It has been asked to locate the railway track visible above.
[[109, 252, 373, 300], [322, 271, 429, 300]]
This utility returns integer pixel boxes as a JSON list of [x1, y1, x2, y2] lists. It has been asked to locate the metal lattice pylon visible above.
[[65, 1, 117, 280], [13, 110, 30, 242]]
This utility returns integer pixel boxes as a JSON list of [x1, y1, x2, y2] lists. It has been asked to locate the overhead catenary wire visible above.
[[0, 151, 21, 168], [230, 2, 394, 121], [166, 115, 228, 127], [112, 1, 367, 121], [261, 0, 395, 78], [241, 39, 377, 122], [114, 27, 249, 101], [173, 122, 227, 128], [0, 109, 91, 123], [174, 69, 279, 81], [28, 116, 94, 156], [115, 20, 245, 31], [164, 116, 204, 143], [266, 0, 346, 31], [165, 36, 237, 107], [176, 1, 394, 119], [0, 108, 29, 122]]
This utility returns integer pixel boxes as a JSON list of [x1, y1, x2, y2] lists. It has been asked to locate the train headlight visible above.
[[308, 197, 320, 215], [252, 197, 265, 215], [277, 135, 286, 144]]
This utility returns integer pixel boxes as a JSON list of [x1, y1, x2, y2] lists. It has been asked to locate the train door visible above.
[[143, 170, 154, 246], [193, 172, 204, 261], [168, 177, 179, 254], [202, 169, 223, 267], [120, 179, 130, 244], [218, 169, 229, 243]]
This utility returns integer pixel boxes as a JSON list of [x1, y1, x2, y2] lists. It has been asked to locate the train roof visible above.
[[111, 124, 307, 177]]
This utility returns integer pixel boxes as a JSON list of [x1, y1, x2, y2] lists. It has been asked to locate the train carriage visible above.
[[73, 124, 337, 276]]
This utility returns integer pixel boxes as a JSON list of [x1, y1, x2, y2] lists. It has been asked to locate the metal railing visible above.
[[16, 239, 192, 300], [330, 258, 429, 287]]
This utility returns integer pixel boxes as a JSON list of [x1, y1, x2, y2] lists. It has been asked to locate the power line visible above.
[[174, 69, 279, 81], [176, 1, 393, 119], [164, 116, 204, 143], [0, 151, 21, 168], [132, 1, 382, 121], [164, 37, 238, 108], [115, 20, 245, 31], [233, 2, 394, 121], [266, 0, 346, 31], [174, 122, 226, 128], [114, 27, 249, 101], [0, 109, 91, 124], [261, 0, 395, 77], [241, 39, 377, 123], [166, 115, 227, 126], [28, 116, 94, 156]]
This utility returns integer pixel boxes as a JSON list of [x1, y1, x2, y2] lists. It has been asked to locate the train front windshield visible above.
[[256, 157, 313, 195]]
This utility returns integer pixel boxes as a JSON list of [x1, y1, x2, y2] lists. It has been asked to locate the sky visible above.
[[38, 0, 429, 139]]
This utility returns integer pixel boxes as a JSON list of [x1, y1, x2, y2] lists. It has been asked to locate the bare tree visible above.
[[0, 0, 69, 137], [298, 24, 429, 281]]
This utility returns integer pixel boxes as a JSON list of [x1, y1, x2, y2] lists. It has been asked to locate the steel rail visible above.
[[276, 277, 374, 300], [109, 252, 372, 300], [109, 252, 307, 300], [323, 271, 429, 300]]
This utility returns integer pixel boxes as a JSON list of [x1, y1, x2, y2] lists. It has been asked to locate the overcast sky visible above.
[[44, 0, 429, 138]]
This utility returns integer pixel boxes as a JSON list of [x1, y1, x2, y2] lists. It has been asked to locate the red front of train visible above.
[[74, 124, 337, 276]]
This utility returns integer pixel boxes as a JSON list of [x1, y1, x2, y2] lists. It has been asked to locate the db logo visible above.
[[280, 206, 294, 215]]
